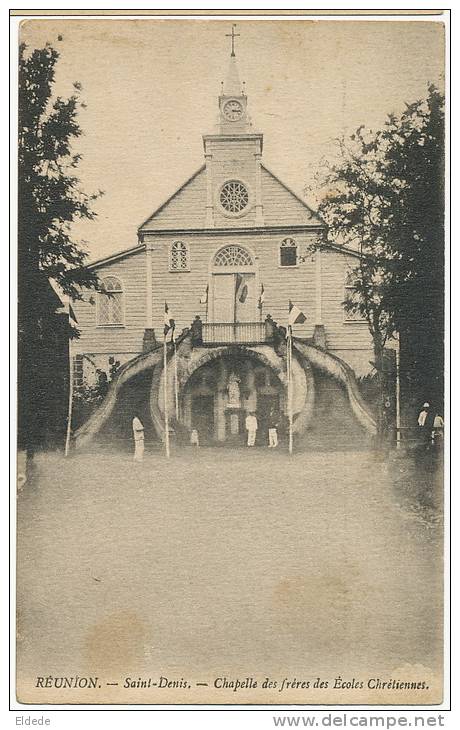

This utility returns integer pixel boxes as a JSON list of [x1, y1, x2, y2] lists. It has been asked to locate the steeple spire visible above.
[[217, 25, 250, 134], [225, 54, 242, 97], [223, 24, 243, 96]]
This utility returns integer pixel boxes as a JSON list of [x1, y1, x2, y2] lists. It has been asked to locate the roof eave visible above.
[[139, 223, 325, 236], [88, 243, 146, 270]]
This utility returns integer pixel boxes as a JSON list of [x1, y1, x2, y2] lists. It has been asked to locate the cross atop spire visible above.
[[225, 24, 240, 57]]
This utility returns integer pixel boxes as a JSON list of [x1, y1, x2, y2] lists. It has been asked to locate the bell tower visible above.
[[203, 25, 264, 228]]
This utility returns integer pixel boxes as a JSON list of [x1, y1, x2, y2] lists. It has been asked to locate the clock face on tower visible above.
[[222, 99, 243, 121]]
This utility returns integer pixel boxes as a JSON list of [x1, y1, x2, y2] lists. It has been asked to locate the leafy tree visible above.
[[383, 87, 444, 416], [314, 85, 444, 436], [18, 40, 101, 451]]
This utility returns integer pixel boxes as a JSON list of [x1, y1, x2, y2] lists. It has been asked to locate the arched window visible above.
[[170, 241, 189, 271], [280, 237, 298, 267], [344, 270, 366, 322], [214, 245, 253, 267], [98, 276, 124, 325]]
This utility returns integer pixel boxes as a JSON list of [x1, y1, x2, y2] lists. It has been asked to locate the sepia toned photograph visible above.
[[15, 14, 446, 706]]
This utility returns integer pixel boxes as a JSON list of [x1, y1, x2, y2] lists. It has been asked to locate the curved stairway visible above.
[[294, 340, 377, 436], [74, 339, 178, 449], [74, 332, 376, 449]]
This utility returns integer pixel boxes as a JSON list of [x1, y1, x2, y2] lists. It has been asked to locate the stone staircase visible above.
[[73, 330, 376, 451], [294, 340, 377, 436], [299, 372, 374, 451]]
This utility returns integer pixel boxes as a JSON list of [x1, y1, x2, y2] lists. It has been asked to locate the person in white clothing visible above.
[[245, 412, 258, 447], [417, 402, 434, 448], [432, 413, 444, 446], [132, 416, 145, 461], [417, 402, 430, 427], [268, 408, 279, 448]]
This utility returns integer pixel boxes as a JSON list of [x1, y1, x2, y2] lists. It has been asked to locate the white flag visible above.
[[288, 300, 307, 327]]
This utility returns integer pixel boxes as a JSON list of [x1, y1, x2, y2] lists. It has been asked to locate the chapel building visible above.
[[72, 44, 376, 449]]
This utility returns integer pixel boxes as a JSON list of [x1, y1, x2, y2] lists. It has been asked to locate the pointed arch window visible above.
[[170, 241, 189, 271], [214, 245, 253, 267], [280, 237, 298, 267], [98, 276, 124, 326]]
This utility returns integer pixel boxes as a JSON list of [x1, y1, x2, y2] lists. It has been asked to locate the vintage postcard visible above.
[[15, 14, 446, 706]]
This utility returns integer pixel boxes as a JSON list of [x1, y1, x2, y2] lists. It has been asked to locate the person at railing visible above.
[[191, 314, 203, 345], [245, 411, 258, 447], [275, 324, 287, 349], [264, 314, 275, 342]]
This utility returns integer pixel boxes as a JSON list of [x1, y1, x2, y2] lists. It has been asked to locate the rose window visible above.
[[220, 180, 249, 214]]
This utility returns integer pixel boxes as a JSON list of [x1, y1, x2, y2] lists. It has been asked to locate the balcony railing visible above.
[[202, 321, 268, 345]]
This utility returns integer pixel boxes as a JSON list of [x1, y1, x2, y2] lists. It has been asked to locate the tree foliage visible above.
[[18, 41, 101, 305], [18, 40, 101, 451], [315, 85, 444, 422]]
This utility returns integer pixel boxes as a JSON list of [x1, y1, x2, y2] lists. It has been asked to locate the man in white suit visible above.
[[245, 412, 258, 447]]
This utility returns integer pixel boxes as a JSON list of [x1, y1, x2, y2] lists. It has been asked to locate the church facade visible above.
[[72, 48, 377, 449]]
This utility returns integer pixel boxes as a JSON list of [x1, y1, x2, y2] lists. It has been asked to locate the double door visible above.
[[212, 273, 256, 323]]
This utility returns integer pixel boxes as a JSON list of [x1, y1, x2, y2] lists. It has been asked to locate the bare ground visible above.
[[16, 446, 444, 704]]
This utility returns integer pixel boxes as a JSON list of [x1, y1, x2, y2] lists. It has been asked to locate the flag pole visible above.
[[163, 334, 170, 459], [395, 331, 401, 450], [173, 333, 179, 421], [233, 273, 238, 341], [64, 326, 73, 457], [258, 284, 264, 323], [287, 324, 293, 455]]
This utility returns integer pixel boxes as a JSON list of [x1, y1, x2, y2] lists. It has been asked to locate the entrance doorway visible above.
[[191, 395, 214, 444], [257, 393, 281, 445], [182, 352, 285, 447], [224, 408, 246, 446], [212, 272, 256, 323]]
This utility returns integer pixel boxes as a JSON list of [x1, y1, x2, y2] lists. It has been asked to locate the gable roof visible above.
[[138, 166, 206, 232], [260, 165, 324, 226], [138, 161, 324, 233]]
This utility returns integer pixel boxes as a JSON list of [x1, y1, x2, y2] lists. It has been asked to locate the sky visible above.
[[20, 18, 445, 263]]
